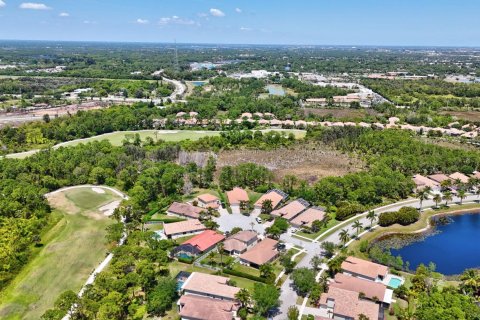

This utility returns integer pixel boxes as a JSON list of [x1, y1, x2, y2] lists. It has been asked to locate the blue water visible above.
[[192, 81, 206, 87], [390, 214, 480, 275], [266, 85, 285, 96], [178, 253, 193, 260], [176, 280, 185, 291], [388, 277, 402, 289]]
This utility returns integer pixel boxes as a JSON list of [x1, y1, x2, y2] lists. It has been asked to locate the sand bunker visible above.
[[99, 200, 121, 216], [92, 187, 106, 194]]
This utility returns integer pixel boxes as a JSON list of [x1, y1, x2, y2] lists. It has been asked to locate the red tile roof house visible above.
[[226, 187, 249, 213], [319, 286, 380, 320], [223, 230, 258, 255], [254, 189, 288, 210], [449, 172, 470, 184], [196, 194, 221, 210], [163, 219, 207, 239], [427, 173, 452, 184], [171, 230, 225, 258], [290, 206, 326, 228], [271, 198, 310, 221], [330, 273, 393, 305], [167, 202, 205, 219], [239, 237, 279, 268], [177, 294, 239, 320], [181, 272, 240, 301], [341, 256, 389, 282]]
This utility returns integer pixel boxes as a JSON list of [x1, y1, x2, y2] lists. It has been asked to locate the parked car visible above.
[[256, 217, 263, 224]]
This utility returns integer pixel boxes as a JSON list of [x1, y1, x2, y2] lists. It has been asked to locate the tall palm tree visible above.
[[460, 269, 480, 296], [443, 190, 453, 206], [339, 229, 350, 247], [217, 242, 224, 266], [261, 199, 273, 215], [353, 220, 363, 237], [433, 193, 442, 208], [416, 187, 431, 210], [457, 189, 466, 204], [440, 179, 452, 191], [235, 288, 251, 307], [367, 211, 377, 228]]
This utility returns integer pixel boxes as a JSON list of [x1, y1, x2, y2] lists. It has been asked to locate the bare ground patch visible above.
[[46, 192, 80, 215], [216, 143, 365, 183], [303, 107, 378, 119]]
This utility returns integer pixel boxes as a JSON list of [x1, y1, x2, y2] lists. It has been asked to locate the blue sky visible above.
[[0, 0, 478, 46]]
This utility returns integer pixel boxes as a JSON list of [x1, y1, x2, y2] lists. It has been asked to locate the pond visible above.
[[266, 84, 285, 96], [191, 81, 207, 87], [384, 213, 480, 275]]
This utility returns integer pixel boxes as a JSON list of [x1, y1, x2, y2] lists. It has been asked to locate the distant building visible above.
[[319, 286, 379, 320], [290, 206, 326, 228], [254, 189, 288, 210], [271, 198, 310, 221], [239, 237, 279, 268], [181, 272, 240, 301], [177, 294, 239, 320], [196, 194, 221, 210], [341, 256, 389, 282], [223, 230, 258, 255], [171, 230, 225, 258], [330, 273, 393, 305], [226, 187, 249, 212], [167, 202, 204, 219]]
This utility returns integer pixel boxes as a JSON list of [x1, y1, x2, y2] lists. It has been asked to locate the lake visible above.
[[191, 81, 207, 87], [386, 213, 480, 275]]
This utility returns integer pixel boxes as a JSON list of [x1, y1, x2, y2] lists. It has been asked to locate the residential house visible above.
[[223, 230, 258, 255], [412, 174, 440, 192], [239, 237, 279, 268], [254, 189, 288, 211], [197, 194, 221, 210], [341, 256, 389, 282], [177, 294, 239, 320], [163, 219, 207, 239], [181, 272, 240, 301], [427, 173, 452, 184], [449, 172, 470, 184], [226, 187, 249, 212], [167, 202, 204, 219], [330, 273, 393, 305], [319, 286, 379, 320], [290, 206, 326, 228], [171, 230, 225, 258], [271, 198, 309, 221]]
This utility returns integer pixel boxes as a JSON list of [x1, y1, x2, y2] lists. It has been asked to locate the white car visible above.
[[256, 217, 263, 224]]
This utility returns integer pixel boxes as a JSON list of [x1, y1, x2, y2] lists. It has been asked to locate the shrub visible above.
[[222, 268, 267, 283], [359, 240, 369, 253], [379, 207, 419, 226], [177, 256, 194, 264], [336, 203, 364, 221]]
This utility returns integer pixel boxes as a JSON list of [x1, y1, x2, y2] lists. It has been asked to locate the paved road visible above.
[[274, 194, 480, 319], [215, 208, 265, 235]]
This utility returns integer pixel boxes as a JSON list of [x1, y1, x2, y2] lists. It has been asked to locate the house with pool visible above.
[[171, 230, 225, 260], [341, 256, 404, 289]]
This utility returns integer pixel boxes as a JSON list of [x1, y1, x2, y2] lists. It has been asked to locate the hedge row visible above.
[[222, 268, 267, 283], [378, 207, 420, 226]]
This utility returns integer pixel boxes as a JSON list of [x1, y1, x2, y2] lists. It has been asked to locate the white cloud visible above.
[[19, 2, 51, 10], [59, 12, 69, 17], [158, 15, 195, 26], [235, 8, 242, 13], [209, 8, 225, 17], [0, 1, 6, 8], [83, 20, 96, 24], [240, 26, 252, 31], [136, 18, 149, 24]]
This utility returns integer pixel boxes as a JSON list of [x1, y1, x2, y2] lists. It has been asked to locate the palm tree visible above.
[[457, 189, 466, 204], [460, 269, 480, 296], [440, 179, 452, 191], [416, 187, 431, 211], [339, 229, 350, 247], [353, 220, 363, 237], [217, 242, 224, 266], [261, 199, 273, 215], [443, 190, 453, 206], [433, 193, 442, 208], [235, 288, 251, 307], [367, 211, 377, 228]]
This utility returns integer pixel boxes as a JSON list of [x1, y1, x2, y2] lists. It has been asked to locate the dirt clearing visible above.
[[216, 143, 364, 183]]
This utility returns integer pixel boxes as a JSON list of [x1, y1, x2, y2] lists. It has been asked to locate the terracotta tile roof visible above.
[[163, 219, 206, 236], [226, 187, 249, 205], [271, 199, 309, 220], [167, 202, 204, 219], [449, 172, 470, 184], [197, 193, 219, 203], [178, 294, 239, 320], [182, 230, 225, 252], [290, 207, 326, 227], [427, 173, 451, 183], [412, 174, 439, 189], [182, 272, 240, 300], [331, 273, 387, 302], [239, 238, 278, 266], [231, 230, 257, 243], [223, 238, 247, 253], [254, 189, 288, 209], [341, 256, 389, 280], [320, 286, 379, 320]]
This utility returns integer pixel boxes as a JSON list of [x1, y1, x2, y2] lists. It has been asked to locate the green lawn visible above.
[[295, 216, 339, 240], [0, 187, 122, 320]]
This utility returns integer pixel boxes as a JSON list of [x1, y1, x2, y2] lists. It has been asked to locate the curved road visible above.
[[275, 193, 480, 319]]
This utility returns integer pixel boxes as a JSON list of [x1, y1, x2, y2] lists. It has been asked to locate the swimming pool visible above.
[[388, 277, 402, 289], [177, 253, 193, 260]]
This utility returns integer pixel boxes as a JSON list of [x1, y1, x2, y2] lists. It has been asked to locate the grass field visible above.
[[0, 187, 122, 320]]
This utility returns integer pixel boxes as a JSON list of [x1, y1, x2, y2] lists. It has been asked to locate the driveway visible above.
[[215, 208, 266, 235]]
